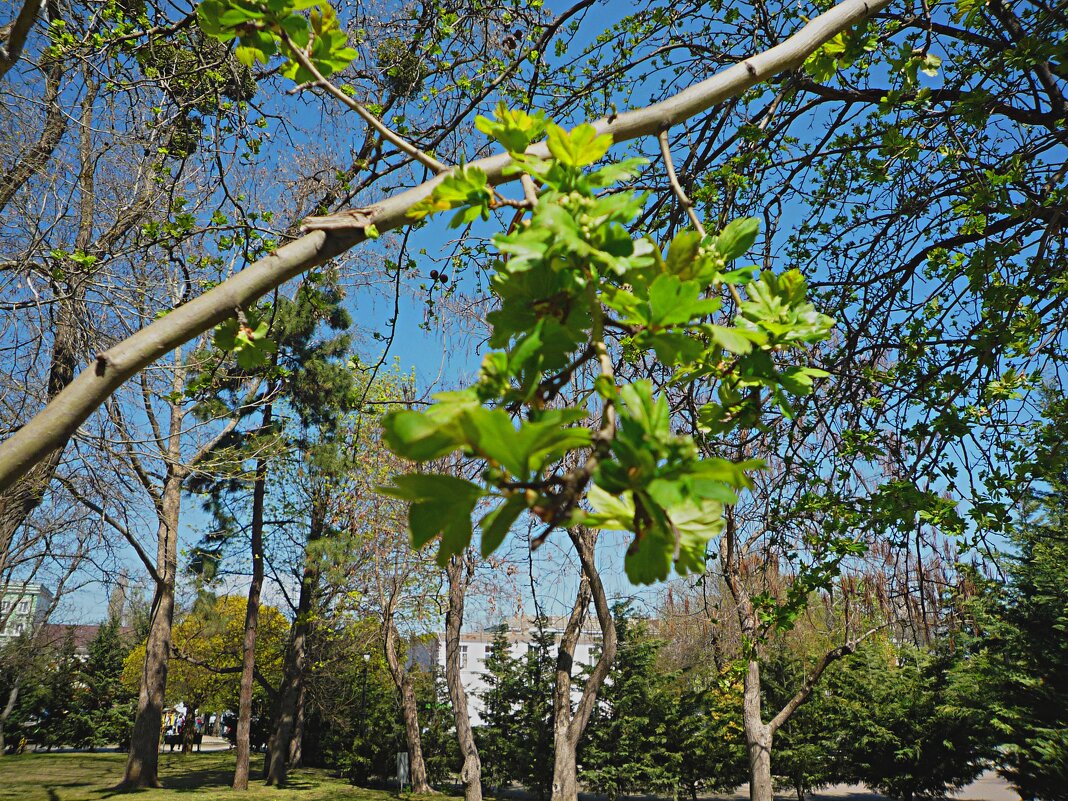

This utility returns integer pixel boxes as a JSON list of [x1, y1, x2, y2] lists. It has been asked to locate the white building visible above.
[[423, 617, 602, 726], [0, 582, 52, 641]]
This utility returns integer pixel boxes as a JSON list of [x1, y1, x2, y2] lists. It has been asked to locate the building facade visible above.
[[0, 582, 52, 641], [423, 616, 601, 726]]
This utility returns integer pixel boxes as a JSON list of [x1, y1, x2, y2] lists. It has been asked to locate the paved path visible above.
[[720, 772, 1018, 801]]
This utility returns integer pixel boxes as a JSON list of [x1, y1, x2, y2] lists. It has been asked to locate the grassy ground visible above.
[[0, 751, 430, 801]]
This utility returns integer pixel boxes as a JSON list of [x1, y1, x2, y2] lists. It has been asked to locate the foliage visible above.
[[579, 606, 681, 800], [383, 109, 833, 584], [196, 0, 358, 81], [963, 435, 1068, 800], [669, 665, 748, 797], [122, 595, 288, 712], [474, 621, 555, 796], [0, 622, 134, 752], [66, 621, 136, 750], [818, 639, 990, 801], [473, 624, 523, 789]]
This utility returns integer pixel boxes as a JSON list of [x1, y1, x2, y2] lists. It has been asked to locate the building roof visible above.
[[37, 623, 135, 654]]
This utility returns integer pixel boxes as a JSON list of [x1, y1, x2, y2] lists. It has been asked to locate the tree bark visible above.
[[550, 527, 617, 801], [121, 471, 181, 788], [742, 659, 774, 801], [265, 510, 320, 786], [288, 680, 305, 768], [0, 681, 19, 755], [446, 553, 482, 801], [233, 403, 270, 790], [383, 614, 433, 794]]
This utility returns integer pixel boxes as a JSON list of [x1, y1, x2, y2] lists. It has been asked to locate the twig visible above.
[[278, 30, 448, 175], [659, 129, 744, 308]]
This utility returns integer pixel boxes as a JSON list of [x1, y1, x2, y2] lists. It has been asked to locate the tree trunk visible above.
[[121, 469, 182, 788], [265, 515, 319, 786], [288, 680, 305, 768], [234, 404, 270, 790], [181, 702, 201, 754], [550, 528, 617, 801], [446, 554, 482, 801], [743, 659, 774, 801], [383, 615, 432, 794], [0, 681, 19, 755]]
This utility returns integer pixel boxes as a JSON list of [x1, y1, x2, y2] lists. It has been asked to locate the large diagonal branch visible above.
[[0, 0, 44, 80], [0, 0, 892, 491]]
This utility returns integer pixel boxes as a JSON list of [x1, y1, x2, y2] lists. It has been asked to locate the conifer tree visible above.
[[580, 606, 678, 800], [476, 625, 522, 790]]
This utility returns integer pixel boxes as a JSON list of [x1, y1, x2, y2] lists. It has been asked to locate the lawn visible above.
[[0, 751, 428, 801]]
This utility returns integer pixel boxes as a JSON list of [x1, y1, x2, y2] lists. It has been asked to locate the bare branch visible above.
[[0, 0, 893, 491]]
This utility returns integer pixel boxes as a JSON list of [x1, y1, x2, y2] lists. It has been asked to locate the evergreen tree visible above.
[[515, 620, 557, 799], [580, 606, 679, 800], [968, 485, 1068, 799], [670, 668, 748, 798], [418, 667, 461, 787], [823, 639, 988, 801], [476, 620, 555, 797], [762, 643, 841, 800], [476, 624, 523, 790], [20, 632, 80, 750], [68, 620, 134, 750]]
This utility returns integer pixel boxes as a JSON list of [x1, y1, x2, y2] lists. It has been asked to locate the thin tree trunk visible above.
[[121, 483, 180, 787], [550, 527, 617, 801], [265, 511, 320, 785], [234, 402, 270, 790], [446, 553, 482, 801], [181, 700, 201, 754], [384, 614, 432, 794], [0, 682, 19, 754]]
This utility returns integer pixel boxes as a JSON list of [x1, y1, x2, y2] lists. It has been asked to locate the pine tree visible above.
[[476, 625, 523, 791], [580, 605, 679, 800], [69, 620, 134, 749], [969, 487, 1068, 799], [515, 619, 557, 799]]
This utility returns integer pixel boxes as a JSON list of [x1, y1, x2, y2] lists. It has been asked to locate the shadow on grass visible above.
[[92, 753, 259, 797]]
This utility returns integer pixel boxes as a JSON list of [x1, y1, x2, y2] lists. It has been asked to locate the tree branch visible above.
[[767, 624, 883, 734], [0, 0, 44, 80], [0, 0, 893, 491], [57, 474, 164, 586], [279, 30, 447, 174]]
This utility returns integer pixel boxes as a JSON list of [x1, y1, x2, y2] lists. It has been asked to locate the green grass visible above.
[[0, 751, 429, 801]]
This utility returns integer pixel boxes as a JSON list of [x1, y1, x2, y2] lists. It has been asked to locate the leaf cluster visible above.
[[382, 107, 835, 584]]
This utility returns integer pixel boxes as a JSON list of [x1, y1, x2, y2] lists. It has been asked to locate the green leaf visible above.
[[545, 123, 612, 167], [709, 324, 754, 354], [479, 494, 528, 556], [920, 52, 942, 77], [646, 274, 720, 327], [664, 229, 704, 277], [474, 102, 548, 154], [408, 165, 491, 226], [381, 474, 484, 564], [713, 217, 759, 262], [618, 380, 672, 442], [381, 390, 478, 461], [581, 484, 636, 531]]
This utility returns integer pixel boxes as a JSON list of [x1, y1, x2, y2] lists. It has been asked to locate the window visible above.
[[16, 600, 28, 614], [459, 645, 468, 669]]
